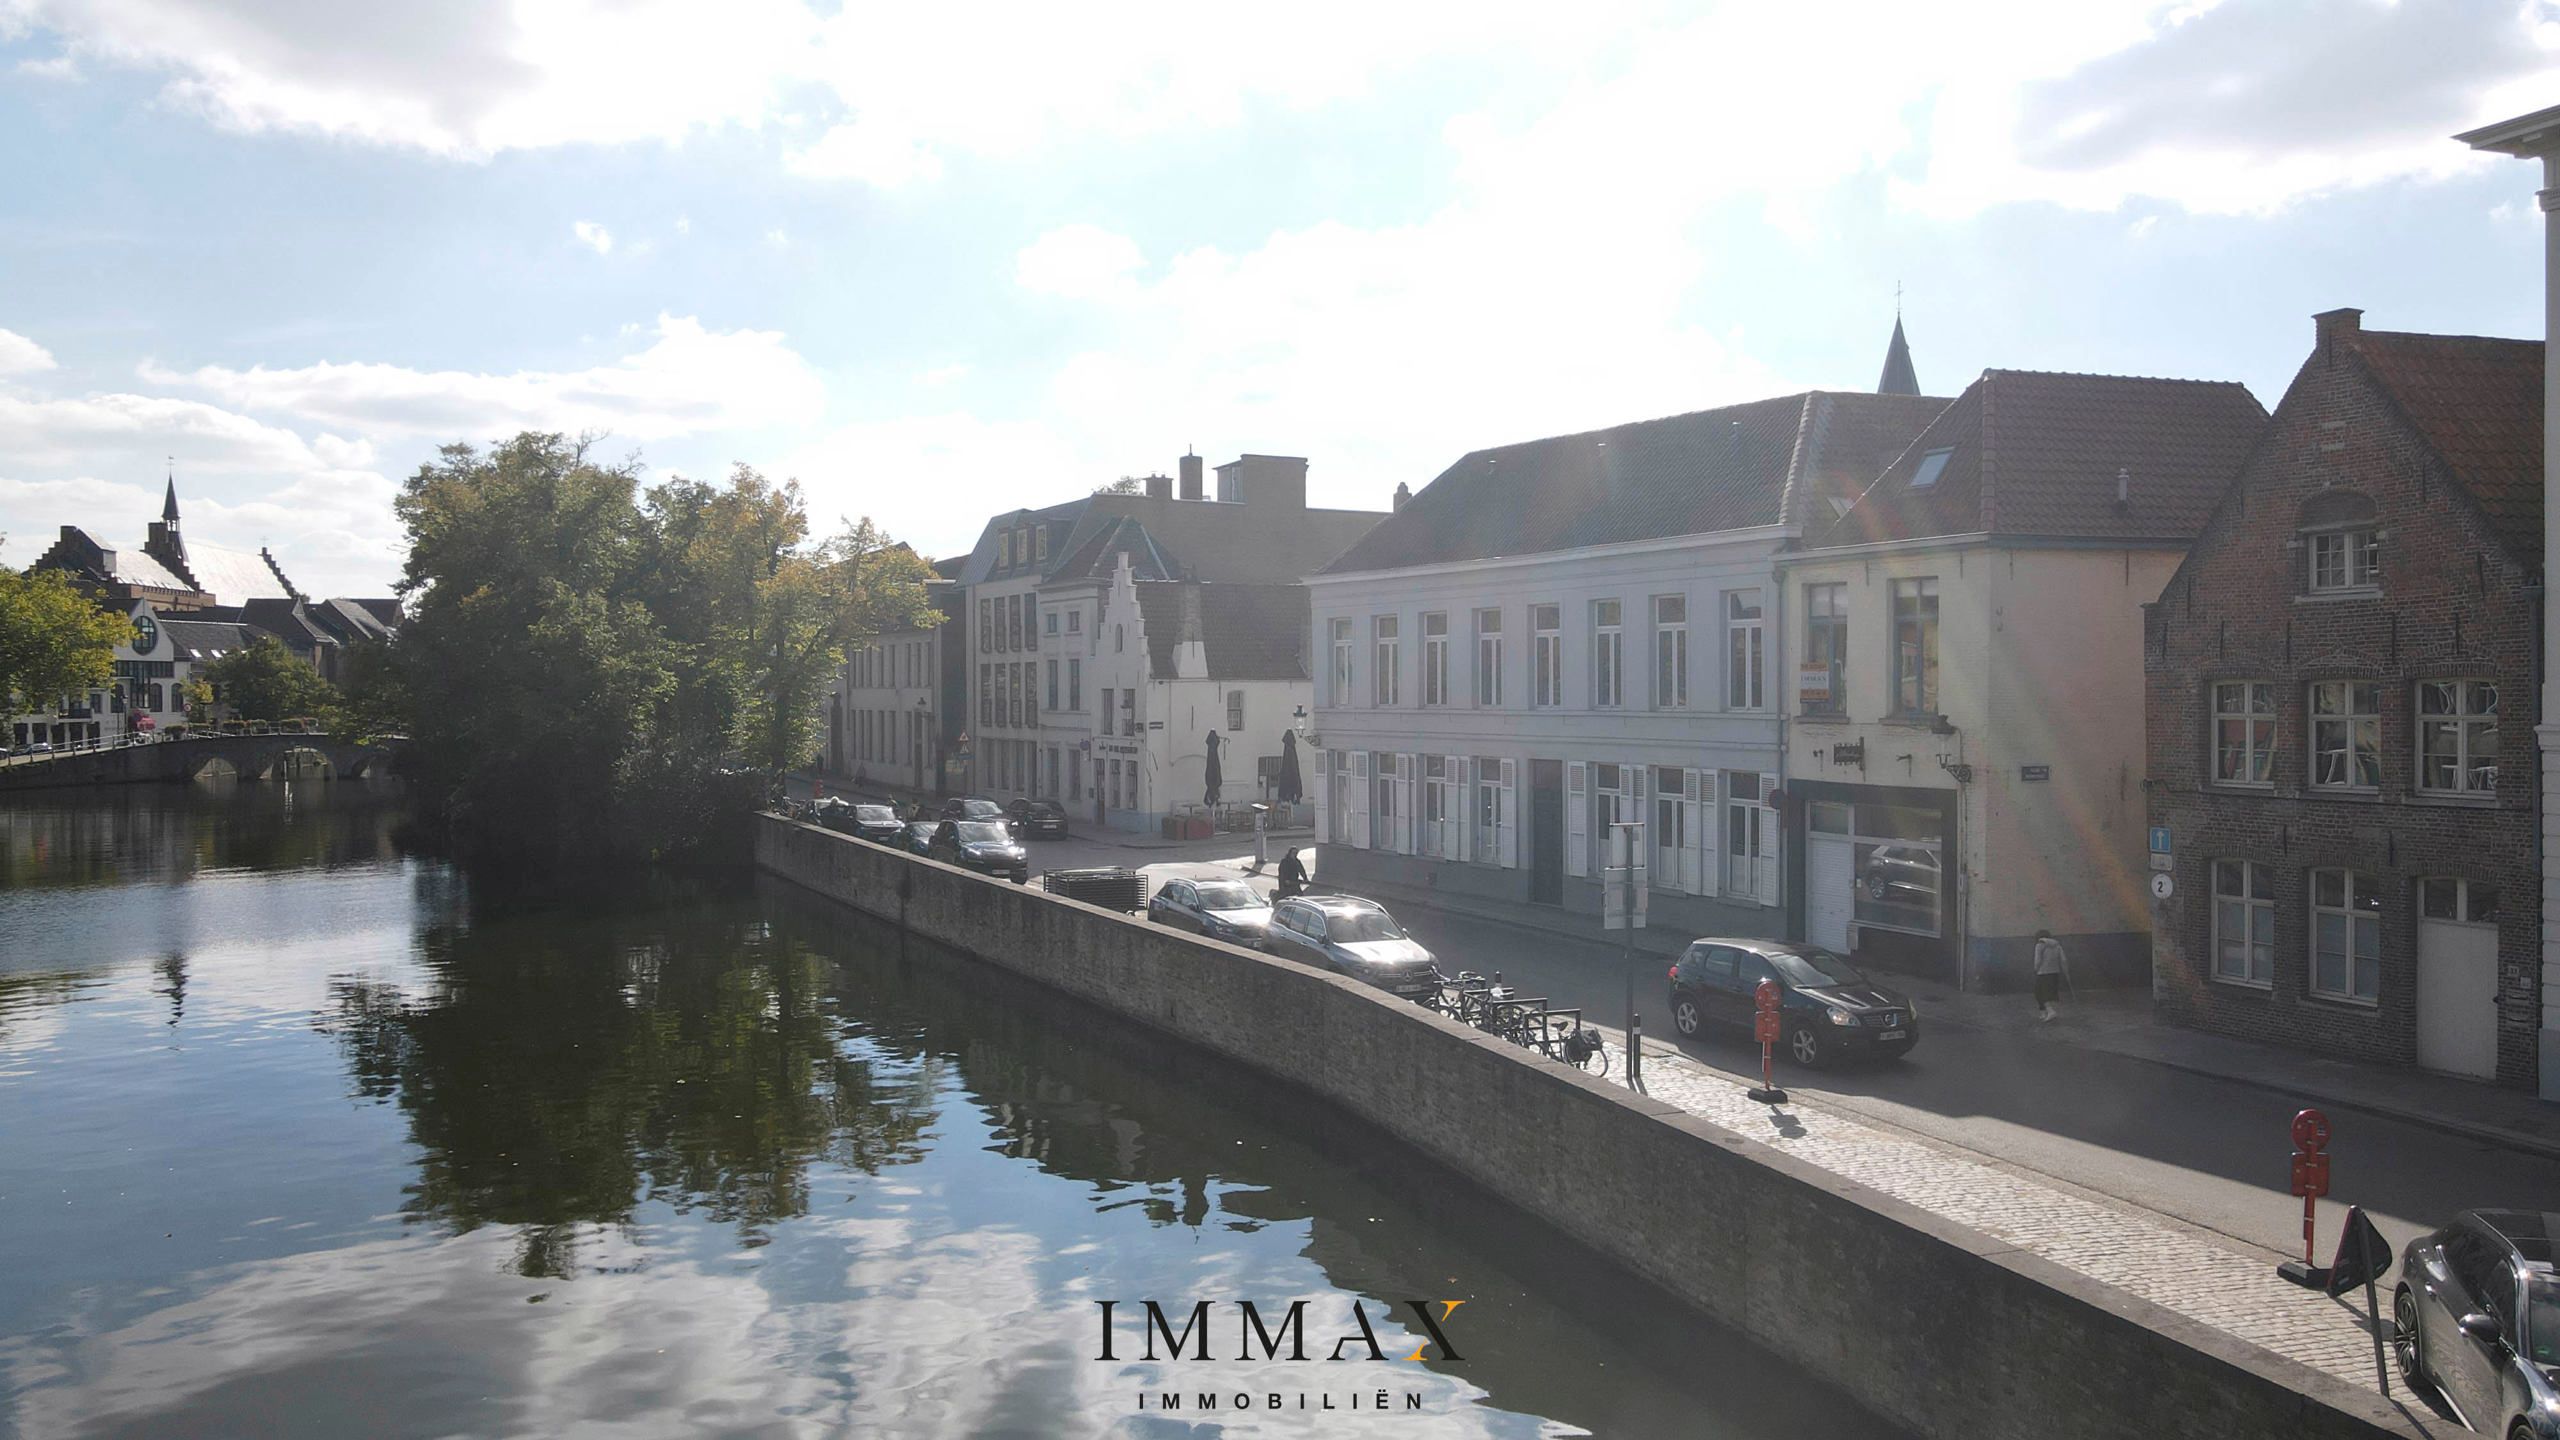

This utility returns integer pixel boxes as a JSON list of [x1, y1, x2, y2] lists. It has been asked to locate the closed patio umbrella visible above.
[[1277, 730, 1303, 805], [1203, 730, 1223, 806]]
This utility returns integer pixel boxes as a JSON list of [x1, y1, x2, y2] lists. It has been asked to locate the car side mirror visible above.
[[2458, 1312, 2505, 1346]]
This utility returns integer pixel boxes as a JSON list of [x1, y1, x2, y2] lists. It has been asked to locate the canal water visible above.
[[0, 782, 1909, 1439]]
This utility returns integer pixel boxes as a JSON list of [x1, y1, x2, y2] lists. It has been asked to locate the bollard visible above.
[[1628, 1013, 1645, 1093], [2277, 1107, 2333, 1287], [1746, 978, 1788, 1104]]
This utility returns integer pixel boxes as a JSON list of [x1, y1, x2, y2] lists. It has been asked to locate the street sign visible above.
[[2018, 764, 2050, 782], [2148, 826, 2172, 854], [1603, 823, 1648, 930], [2150, 872, 2174, 900], [2149, 852, 2173, 872]]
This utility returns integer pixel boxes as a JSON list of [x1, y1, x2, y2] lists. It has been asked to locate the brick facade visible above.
[[2144, 311, 2541, 1089]]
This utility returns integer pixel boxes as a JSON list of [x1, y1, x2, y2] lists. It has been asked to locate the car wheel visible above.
[[2393, 1286, 2428, 1388], [1865, 873, 1888, 901], [1787, 1022, 1824, 1068], [1670, 991, 1704, 1038]]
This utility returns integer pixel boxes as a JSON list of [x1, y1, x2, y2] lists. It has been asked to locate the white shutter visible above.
[[1397, 755, 1417, 856], [1312, 749, 1331, 841], [1441, 754, 1462, 859], [1625, 764, 1648, 890], [1755, 774, 1781, 907], [1564, 761, 1588, 878], [1685, 767, 1710, 896], [1348, 752, 1370, 850], [1498, 760, 1518, 869]]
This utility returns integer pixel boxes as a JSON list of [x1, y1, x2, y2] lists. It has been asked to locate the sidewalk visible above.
[[1312, 865, 2560, 1166]]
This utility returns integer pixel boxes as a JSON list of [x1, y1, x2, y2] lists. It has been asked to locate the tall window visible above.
[[1023, 661, 1037, 725], [1045, 611, 1058, 636], [2211, 681, 2275, 785], [1024, 597, 1038, 643], [1653, 767, 1686, 882], [1422, 612, 1449, 707], [1035, 527, 1049, 562], [979, 664, 992, 725], [979, 599, 993, 649], [2211, 860, 2274, 986], [1592, 601, 1622, 708], [1372, 616, 1401, 707], [1725, 590, 1763, 709], [1067, 659, 1081, 713], [2308, 681, 2379, 789], [1591, 763, 1624, 874], [1331, 618, 1353, 705], [1047, 659, 1060, 712], [1011, 596, 1026, 651], [1652, 596, 1688, 709], [1531, 604, 1561, 707], [1889, 578, 1936, 716], [1067, 610, 1082, 635], [1473, 757, 1506, 864], [2418, 680, 2499, 794], [2308, 529, 2379, 592], [1803, 583, 1846, 715], [1474, 608, 1503, 706], [1226, 690, 1244, 731], [2309, 869, 2381, 1004], [1099, 687, 1113, 736], [1420, 755, 1445, 858], [1120, 689, 1135, 737]]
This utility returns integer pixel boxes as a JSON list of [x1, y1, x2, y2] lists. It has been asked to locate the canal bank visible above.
[[757, 813, 2428, 1440]]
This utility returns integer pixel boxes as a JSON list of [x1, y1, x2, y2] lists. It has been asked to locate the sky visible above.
[[0, 0, 2554, 599]]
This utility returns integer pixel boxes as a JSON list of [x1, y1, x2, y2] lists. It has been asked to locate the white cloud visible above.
[[571, 219, 613, 255], [136, 314, 824, 441], [1014, 225, 1145, 300], [785, 118, 943, 187], [917, 362, 969, 386], [0, 328, 59, 375]]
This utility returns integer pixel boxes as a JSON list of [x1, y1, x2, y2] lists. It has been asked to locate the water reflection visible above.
[[0, 786, 1910, 1438]]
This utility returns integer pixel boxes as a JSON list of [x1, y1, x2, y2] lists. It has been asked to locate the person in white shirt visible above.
[[2032, 930, 2071, 1022]]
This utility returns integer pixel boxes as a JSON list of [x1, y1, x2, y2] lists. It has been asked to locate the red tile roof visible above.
[[2347, 329, 2543, 563], [1804, 370, 2268, 549]]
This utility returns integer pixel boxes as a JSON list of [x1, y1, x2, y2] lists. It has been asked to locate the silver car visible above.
[[1262, 895, 1438, 1001], [1147, 876, 1273, 944], [2397, 1209, 2560, 1436]]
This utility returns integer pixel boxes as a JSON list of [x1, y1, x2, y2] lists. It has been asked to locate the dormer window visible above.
[[1909, 447, 1952, 489], [2298, 490, 2379, 594]]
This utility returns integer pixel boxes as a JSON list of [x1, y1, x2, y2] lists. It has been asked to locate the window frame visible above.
[[1888, 577, 1937, 718], [2307, 679, 2381, 791], [1421, 611, 1450, 707], [2416, 679, 2499, 796], [2308, 867, 2382, 1005], [1725, 589, 1764, 711], [1474, 607, 1503, 707], [1652, 594, 1688, 709], [1592, 600, 1623, 709], [2210, 680, 2277, 788], [2307, 527, 2380, 593], [1531, 603, 1561, 708], [1330, 618, 1354, 706], [1373, 615, 1401, 708], [1802, 582, 1846, 716], [2210, 859, 2275, 988]]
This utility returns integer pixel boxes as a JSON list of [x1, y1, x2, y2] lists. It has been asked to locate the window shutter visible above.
[[1692, 768, 1715, 897], [1625, 763, 1648, 887], [1754, 775, 1780, 907], [1446, 754, 1466, 859], [1348, 752, 1370, 850], [1398, 755, 1417, 856], [1311, 749, 1331, 841], [1498, 760, 1518, 869], [1565, 761, 1589, 879]]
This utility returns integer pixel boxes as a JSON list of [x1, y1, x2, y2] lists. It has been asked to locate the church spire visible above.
[[1876, 311, 1920, 396], [162, 461, 180, 528]]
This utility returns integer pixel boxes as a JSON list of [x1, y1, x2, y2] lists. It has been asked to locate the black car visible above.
[[1666, 939, 1917, 1067], [899, 821, 941, 856], [825, 802, 905, 844], [940, 796, 1006, 823], [1008, 797, 1070, 838], [1147, 875, 1273, 943], [930, 818, 1028, 882], [2396, 1210, 2560, 1437]]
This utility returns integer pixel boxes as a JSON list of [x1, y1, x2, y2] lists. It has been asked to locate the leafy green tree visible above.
[[0, 564, 134, 715], [199, 634, 334, 721], [329, 636, 410, 738]]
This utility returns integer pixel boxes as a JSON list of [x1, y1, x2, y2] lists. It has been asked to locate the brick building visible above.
[[2145, 309, 2543, 1088]]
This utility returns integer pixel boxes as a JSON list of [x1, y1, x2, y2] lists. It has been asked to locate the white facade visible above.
[[1307, 528, 1789, 929], [9, 601, 200, 748], [828, 624, 943, 793]]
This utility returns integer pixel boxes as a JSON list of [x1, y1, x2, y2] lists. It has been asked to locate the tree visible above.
[[1093, 476, 1143, 495], [0, 564, 133, 715], [199, 635, 334, 721]]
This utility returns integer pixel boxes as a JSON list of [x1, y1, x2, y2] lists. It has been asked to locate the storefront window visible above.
[[1851, 802, 1942, 935]]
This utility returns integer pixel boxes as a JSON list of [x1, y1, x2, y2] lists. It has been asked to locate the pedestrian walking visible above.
[[2032, 929, 2071, 1022], [1276, 846, 1308, 899]]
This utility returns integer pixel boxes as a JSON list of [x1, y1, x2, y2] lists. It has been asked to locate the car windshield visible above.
[[2529, 1275, 2560, 1366], [1194, 881, 1262, 911], [954, 821, 1010, 844], [1026, 801, 1062, 816], [855, 806, 896, 823], [958, 801, 1002, 819], [1769, 947, 1867, 988], [1328, 909, 1404, 943]]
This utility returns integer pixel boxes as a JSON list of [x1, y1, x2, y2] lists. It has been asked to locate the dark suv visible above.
[[1008, 797, 1070, 838], [1666, 939, 1916, 1067], [2396, 1210, 2560, 1437], [929, 818, 1028, 882]]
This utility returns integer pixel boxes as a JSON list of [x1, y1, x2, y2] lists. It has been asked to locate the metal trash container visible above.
[[1041, 866, 1147, 912]]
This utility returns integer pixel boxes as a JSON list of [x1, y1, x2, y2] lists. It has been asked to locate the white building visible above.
[[1777, 368, 2266, 988], [8, 602, 256, 747], [1078, 556, 1311, 830], [2459, 103, 2560, 1096], [951, 452, 1384, 806], [1306, 370, 1947, 935], [827, 614, 949, 794]]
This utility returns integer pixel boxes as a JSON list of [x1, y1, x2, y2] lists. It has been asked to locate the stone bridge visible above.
[[0, 733, 403, 791]]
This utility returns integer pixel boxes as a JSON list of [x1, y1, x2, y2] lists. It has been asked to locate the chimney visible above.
[[2314, 307, 2363, 363], [1179, 451, 1204, 500], [2115, 467, 2130, 512], [1232, 455, 1308, 510], [1144, 474, 1172, 499], [1392, 482, 1411, 511]]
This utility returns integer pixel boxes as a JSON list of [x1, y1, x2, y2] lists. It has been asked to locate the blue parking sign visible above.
[[2149, 826, 2172, 854]]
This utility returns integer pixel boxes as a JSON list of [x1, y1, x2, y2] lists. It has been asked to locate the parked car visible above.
[[1861, 844, 1940, 904], [19, 742, 53, 757], [2396, 1210, 2560, 1436], [1008, 796, 1070, 838], [1147, 876, 1273, 944], [1262, 895, 1438, 1001], [842, 803, 907, 843], [1666, 939, 1917, 1067], [899, 820, 941, 856], [930, 818, 1028, 882]]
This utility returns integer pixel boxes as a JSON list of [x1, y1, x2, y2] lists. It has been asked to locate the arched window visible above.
[[2297, 489, 2379, 593]]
